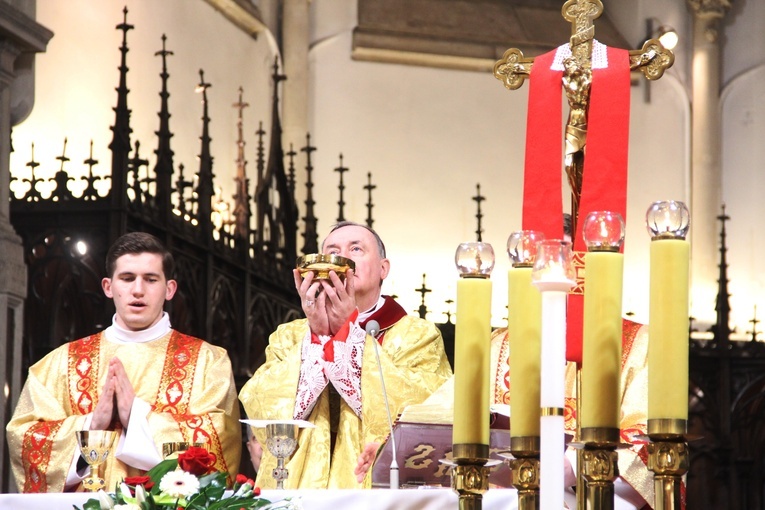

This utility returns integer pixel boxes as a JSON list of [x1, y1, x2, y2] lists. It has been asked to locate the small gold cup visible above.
[[265, 423, 300, 489], [162, 441, 206, 459], [76, 430, 118, 492], [296, 254, 355, 281]]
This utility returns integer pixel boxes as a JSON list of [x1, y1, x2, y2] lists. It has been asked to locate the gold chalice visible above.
[[162, 441, 206, 459], [265, 422, 299, 489], [76, 430, 118, 492], [296, 254, 355, 281]]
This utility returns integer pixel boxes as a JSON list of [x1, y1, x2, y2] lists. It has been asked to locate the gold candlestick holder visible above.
[[442, 443, 493, 510], [646, 419, 689, 510], [574, 427, 621, 510], [504, 436, 540, 510]]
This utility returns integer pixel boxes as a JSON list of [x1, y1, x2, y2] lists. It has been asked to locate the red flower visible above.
[[253, 486, 261, 496], [235, 473, 248, 485], [123, 475, 154, 491], [177, 446, 215, 476]]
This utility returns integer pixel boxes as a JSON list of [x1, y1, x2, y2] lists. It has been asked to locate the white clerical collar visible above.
[[104, 312, 172, 344], [358, 295, 385, 324]]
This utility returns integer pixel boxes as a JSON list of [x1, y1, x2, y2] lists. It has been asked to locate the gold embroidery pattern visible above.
[[155, 332, 229, 480], [620, 319, 641, 368], [67, 334, 101, 415], [570, 251, 586, 295], [494, 334, 510, 405], [21, 420, 63, 493], [564, 396, 578, 432], [173, 412, 229, 478], [154, 331, 200, 414]]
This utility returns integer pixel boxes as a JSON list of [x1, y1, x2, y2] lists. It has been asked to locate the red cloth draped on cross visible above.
[[521, 42, 631, 365]]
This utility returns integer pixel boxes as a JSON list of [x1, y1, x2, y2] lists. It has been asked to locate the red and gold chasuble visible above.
[[15, 330, 236, 492], [19, 333, 105, 492], [152, 332, 228, 474]]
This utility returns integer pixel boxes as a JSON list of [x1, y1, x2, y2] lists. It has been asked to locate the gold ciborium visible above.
[[296, 254, 355, 281], [76, 430, 118, 492], [265, 422, 299, 489], [162, 441, 206, 459]]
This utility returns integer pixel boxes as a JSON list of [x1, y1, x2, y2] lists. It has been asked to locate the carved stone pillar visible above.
[[0, 1, 53, 491], [0, 40, 27, 494], [282, 0, 309, 151], [687, 0, 732, 324]]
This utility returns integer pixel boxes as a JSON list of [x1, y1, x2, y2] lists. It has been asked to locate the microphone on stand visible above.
[[365, 319, 399, 490]]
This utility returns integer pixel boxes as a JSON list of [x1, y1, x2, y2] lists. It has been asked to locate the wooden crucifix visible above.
[[493, 0, 674, 238]]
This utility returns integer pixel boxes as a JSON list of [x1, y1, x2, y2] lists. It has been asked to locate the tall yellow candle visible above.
[[453, 277, 493, 445], [648, 238, 690, 420], [581, 251, 623, 429], [507, 266, 542, 437]]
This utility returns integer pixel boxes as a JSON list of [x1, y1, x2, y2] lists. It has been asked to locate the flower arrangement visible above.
[[74, 446, 284, 510]]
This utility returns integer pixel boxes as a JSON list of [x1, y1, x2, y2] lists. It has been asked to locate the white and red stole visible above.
[[521, 41, 631, 364]]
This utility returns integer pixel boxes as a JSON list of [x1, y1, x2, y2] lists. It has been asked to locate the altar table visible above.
[[0, 488, 520, 510]]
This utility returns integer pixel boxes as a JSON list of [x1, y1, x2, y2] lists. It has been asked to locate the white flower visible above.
[[118, 483, 133, 501], [264, 498, 304, 510], [114, 504, 142, 510], [134, 484, 147, 504], [97, 490, 115, 509], [158, 469, 200, 498]]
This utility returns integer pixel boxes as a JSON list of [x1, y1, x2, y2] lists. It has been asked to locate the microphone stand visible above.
[[367, 321, 399, 489]]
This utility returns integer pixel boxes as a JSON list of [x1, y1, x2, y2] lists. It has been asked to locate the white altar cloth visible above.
[[0, 488, 520, 510]]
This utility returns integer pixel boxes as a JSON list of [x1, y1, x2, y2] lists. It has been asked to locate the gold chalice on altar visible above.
[[296, 254, 355, 281], [76, 430, 118, 492], [162, 441, 206, 459], [265, 422, 299, 489]]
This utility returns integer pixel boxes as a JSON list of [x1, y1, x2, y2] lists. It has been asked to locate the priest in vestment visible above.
[[239, 222, 452, 489], [6, 232, 241, 492]]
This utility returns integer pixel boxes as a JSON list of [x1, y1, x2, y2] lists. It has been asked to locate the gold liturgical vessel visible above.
[[162, 441, 206, 459], [76, 430, 118, 492], [296, 254, 354, 281], [265, 422, 300, 489]]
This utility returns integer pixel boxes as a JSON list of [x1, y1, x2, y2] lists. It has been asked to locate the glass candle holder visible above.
[[582, 211, 625, 252], [531, 240, 575, 291], [455, 242, 495, 278], [507, 230, 545, 267], [646, 200, 690, 240]]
